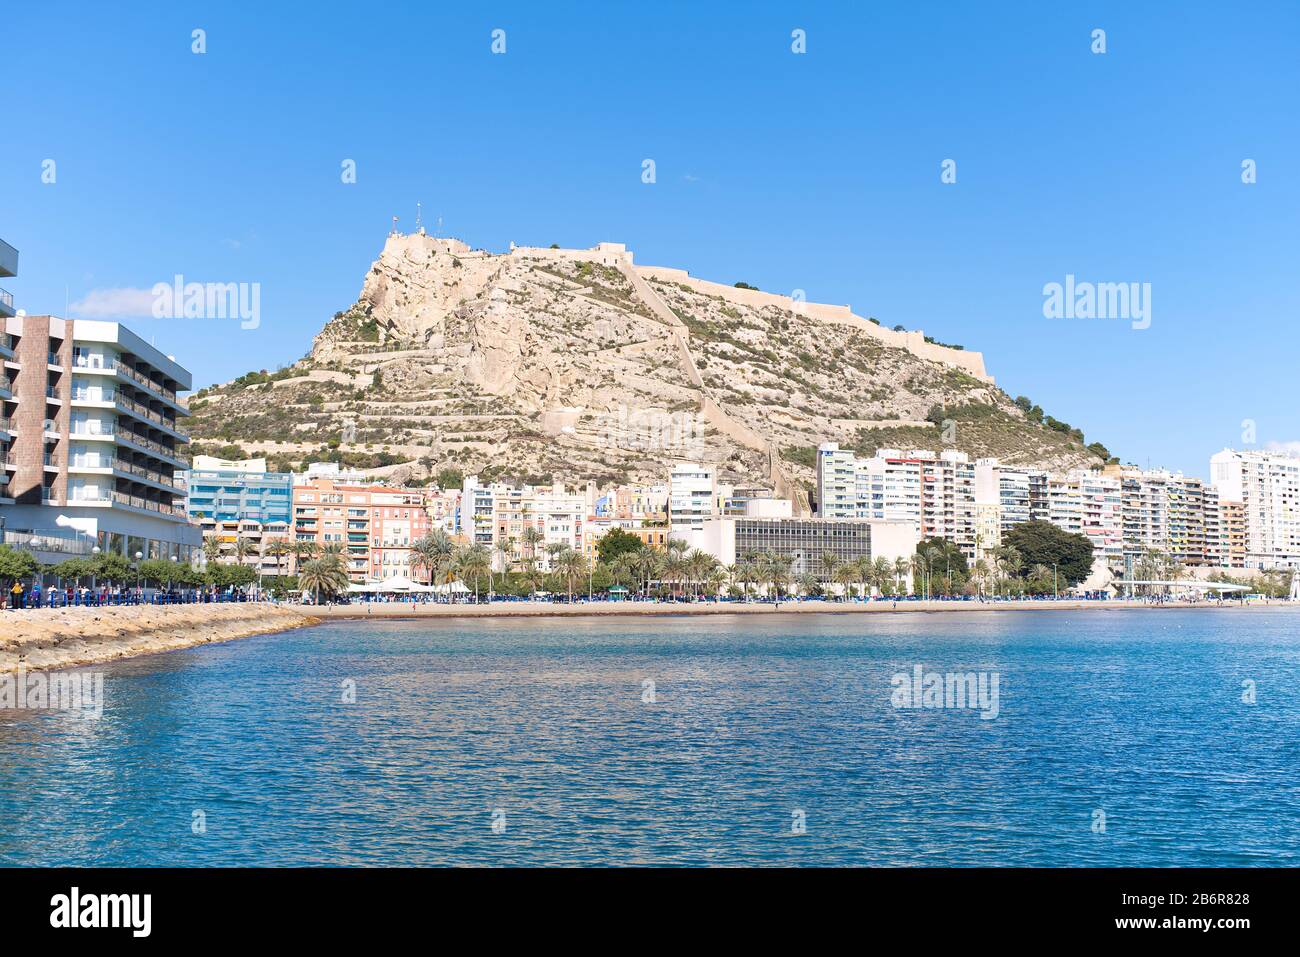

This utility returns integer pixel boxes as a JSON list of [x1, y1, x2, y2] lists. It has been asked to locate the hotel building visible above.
[[184, 455, 292, 572], [1, 311, 199, 562]]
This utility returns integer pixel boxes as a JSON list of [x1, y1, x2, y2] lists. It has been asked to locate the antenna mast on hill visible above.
[[416, 202, 424, 235], [391, 215, 399, 236]]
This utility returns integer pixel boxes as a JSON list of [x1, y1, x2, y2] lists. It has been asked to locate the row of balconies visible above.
[[70, 354, 178, 403]]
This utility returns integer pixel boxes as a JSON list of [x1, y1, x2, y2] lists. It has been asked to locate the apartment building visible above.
[[1, 314, 200, 562], [818, 446, 980, 560], [456, 476, 592, 571], [184, 455, 292, 572], [816, 443, 857, 518], [596, 483, 668, 523], [1121, 468, 1209, 568], [1209, 448, 1300, 569], [668, 462, 719, 537], [293, 478, 430, 581]]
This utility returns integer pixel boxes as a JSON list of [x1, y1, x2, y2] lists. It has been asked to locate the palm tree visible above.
[[266, 538, 291, 577], [818, 551, 841, 590], [234, 535, 252, 566], [291, 539, 318, 575], [522, 560, 545, 598], [493, 535, 515, 591], [972, 558, 991, 596], [924, 545, 944, 597], [685, 549, 714, 600], [553, 547, 588, 602], [765, 552, 793, 600], [520, 526, 544, 566], [662, 552, 687, 598], [893, 556, 911, 595], [872, 557, 893, 598], [610, 552, 638, 590], [796, 571, 820, 598], [912, 553, 929, 599], [834, 561, 857, 601], [706, 565, 729, 599], [411, 529, 455, 585], [202, 535, 222, 565], [734, 558, 756, 600], [453, 544, 493, 601], [299, 554, 349, 604]]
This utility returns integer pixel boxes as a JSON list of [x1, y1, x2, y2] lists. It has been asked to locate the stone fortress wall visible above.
[[510, 242, 991, 383]]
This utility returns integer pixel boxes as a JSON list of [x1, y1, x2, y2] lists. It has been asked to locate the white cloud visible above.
[[69, 286, 157, 319], [1264, 441, 1300, 456]]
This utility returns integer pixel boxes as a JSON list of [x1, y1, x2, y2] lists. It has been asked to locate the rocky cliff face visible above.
[[188, 233, 1105, 497]]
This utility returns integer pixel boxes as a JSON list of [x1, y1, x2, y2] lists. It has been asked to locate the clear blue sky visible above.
[[3, 1, 1296, 478]]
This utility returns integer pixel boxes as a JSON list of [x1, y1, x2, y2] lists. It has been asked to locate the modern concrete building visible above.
[[184, 455, 292, 572], [1210, 448, 1300, 569], [693, 515, 919, 583], [1, 314, 199, 562]]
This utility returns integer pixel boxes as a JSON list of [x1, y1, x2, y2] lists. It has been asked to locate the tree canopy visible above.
[[595, 527, 644, 565], [1002, 521, 1095, 587]]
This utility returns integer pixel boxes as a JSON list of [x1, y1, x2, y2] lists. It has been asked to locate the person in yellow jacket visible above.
[[10, 579, 25, 610]]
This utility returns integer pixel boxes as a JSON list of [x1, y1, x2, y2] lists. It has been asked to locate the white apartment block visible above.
[[816, 443, 857, 519], [817, 445, 980, 561], [1210, 448, 1300, 569], [668, 461, 719, 539]]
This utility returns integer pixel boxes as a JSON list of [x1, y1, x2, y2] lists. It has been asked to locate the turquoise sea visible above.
[[1, 609, 1298, 866]]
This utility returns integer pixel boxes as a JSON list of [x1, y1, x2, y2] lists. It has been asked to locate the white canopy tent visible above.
[[348, 575, 440, 594], [432, 581, 471, 595]]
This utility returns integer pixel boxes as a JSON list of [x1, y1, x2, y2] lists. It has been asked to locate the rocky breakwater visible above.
[[0, 603, 318, 673]]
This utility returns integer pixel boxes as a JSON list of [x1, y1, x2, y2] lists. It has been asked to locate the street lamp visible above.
[[134, 550, 143, 601], [1052, 562, 1058, 600]]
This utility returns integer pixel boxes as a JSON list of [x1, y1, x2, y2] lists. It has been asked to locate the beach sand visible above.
[[310, 597, 1269, 621]]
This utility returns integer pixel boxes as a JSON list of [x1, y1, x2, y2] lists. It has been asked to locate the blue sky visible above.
[[2, 0, 1295, 477]]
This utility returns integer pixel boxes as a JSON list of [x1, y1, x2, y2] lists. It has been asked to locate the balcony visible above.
[[0, 288, 13, 319], [113, 425, 186, 464], [71, 355, 180, 406], [109, 489, 187, 520], [115, 393, 181, 433], [0, 238, 16, 278], [71, 387, 114, 405]]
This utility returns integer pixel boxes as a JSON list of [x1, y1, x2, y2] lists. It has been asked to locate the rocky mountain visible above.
[[186, 232, 1109, 508]]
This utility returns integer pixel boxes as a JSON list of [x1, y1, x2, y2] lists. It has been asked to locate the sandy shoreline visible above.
[[310, 597, 1282, 621], [1, 599, 1288, 673], [0, 603, 319, 674]]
